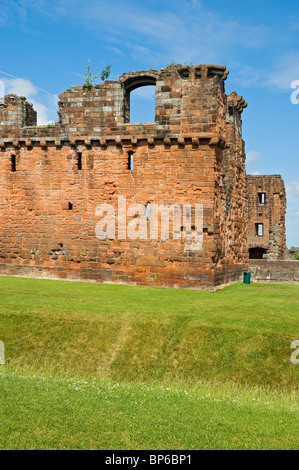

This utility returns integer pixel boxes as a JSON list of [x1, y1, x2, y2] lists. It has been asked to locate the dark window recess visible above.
[[128, 152, 134, 170], [258, 192, 266, 204], [249, 247, 267, 259], [11, 155, 16, 172], [68, 202, 73, 210], [77, 153, 82, 171], [256, 223, 264, 237]]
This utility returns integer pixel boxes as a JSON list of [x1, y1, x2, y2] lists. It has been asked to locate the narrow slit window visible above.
[[256, 223, 263, 237], [77, 153, 82, 171], [68, 202, 73, 210], [146, 202, 151, 219], [258, 192, 266, 204], [128, 151, 134, 171], [11, 155, 16, 172]]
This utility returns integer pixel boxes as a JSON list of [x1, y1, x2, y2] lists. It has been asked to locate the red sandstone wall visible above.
[[0, 141, 219, 287], [0, 65, 249, 288], [247, 175, 287, 260]]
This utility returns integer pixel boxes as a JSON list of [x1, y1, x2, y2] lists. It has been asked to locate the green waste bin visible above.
[[243, 271, 251, 284]]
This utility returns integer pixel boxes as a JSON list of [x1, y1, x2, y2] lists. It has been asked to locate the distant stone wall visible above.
[[247, 175, 287, 260], [250, 260, 299, 283]]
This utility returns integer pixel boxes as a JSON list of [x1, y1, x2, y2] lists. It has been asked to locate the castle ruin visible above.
[[0, 65, 286, 288]]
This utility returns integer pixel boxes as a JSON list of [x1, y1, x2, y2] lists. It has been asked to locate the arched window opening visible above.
[[124, 76, 157, 124]]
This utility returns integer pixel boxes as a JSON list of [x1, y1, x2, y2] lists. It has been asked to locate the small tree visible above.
[[294, 251, 299, 260], [84, 60, 111, 90]]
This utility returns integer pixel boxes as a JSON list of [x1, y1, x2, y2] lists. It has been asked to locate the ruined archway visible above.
[[123, 74, 158, 123]]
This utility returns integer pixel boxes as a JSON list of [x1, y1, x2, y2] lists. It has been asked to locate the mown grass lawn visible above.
[[0, 368, 298, 450], [0, 276, 298, 449]]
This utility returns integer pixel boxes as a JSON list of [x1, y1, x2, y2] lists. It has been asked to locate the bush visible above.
[[294, 251, 299, 260]]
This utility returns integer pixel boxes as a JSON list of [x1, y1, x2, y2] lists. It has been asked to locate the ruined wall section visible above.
[[250, 259, 299, 283], [213, 92, 248, 283], [57, 65, 230, 140], [247, 175, 287, 259], [0, 95, 37, 137]]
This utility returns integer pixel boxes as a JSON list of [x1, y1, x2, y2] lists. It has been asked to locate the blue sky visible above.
[[0, 0, 298, 246]]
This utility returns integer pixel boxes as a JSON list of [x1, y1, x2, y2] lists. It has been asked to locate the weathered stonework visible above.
[[250, 260, 299, 283], [0, 65, 249, 288], [0, 94, 37, 135], [247, 175, 287, 260]]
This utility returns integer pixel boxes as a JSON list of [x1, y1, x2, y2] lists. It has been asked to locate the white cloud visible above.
[[246, 150, 261, 164], [1, 76, 57, 125], [265, 53, 299, 90], [235, 53, 299, 92], [30, 101, 49, 126], [1, 0, 273, 67], [132, 86, 155, 101], [2, 78, 38, 98], [286, 182, 299, 197], [250, 171, 261, 176]]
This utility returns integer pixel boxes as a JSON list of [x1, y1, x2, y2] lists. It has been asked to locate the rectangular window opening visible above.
[[258, 192, 266, 204], [11, 155, 16, 172], [256, 223, 264, 237], [128, 151, 134, 171], [77, 153, 82, 171], [68, 202, 73, 210]]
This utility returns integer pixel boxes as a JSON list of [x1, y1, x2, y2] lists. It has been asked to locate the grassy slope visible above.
[[0, 277, 298, 390], [0, 277, 299, 449], [0, 369, 298, 450]]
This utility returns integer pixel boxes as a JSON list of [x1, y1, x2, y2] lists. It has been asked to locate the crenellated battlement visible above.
[[227, 91, 248, 114]]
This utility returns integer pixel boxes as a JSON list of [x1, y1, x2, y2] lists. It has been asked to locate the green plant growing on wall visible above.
[[84, 60, 111, 91], [166, 60, 178, 68], [166, 60, 193, 68], [47, 121, 57, 128], [294, 251, 299, 260]]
